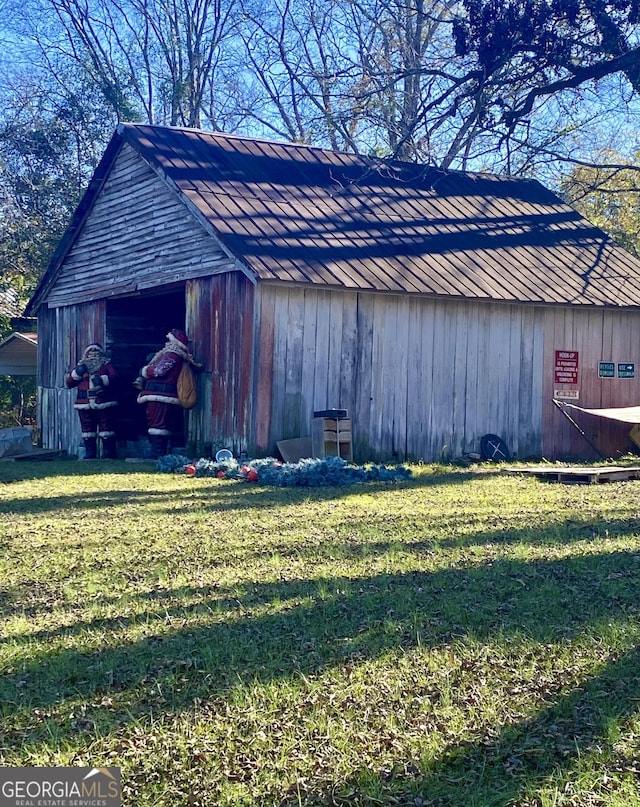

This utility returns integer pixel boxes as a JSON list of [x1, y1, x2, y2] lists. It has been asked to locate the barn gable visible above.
[[35, 142, 237, 311]]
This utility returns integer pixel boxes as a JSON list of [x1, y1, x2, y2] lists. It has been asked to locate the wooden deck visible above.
[[507, 465, 640, 484]]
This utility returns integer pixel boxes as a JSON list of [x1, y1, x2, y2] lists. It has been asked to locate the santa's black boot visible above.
[[101, 437, 118, 459], [83, 437, 97, 460], [148, 434, 168, 458]]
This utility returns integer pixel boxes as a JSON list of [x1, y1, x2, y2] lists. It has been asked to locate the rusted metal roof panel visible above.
[[61, 123, 640, 307]]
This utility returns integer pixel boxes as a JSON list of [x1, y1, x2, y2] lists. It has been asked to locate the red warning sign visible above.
[[554, 350, 579, 385]]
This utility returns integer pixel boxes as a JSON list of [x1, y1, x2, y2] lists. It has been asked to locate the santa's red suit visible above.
[[136, 329, 190, 457], [66, 343, 118, 459]]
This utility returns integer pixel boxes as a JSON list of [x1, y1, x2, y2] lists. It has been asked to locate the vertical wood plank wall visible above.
[[256, 285, 546, 462], [542, 307, 640, 459], [38, 301, 105, 453], [186, 274, 255, 454], [37, 279, 640, 462], [256, 289, 640, 462]]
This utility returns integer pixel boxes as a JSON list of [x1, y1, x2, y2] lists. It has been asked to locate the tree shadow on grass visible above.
[[2, 551, 639, 752], [0, 461, 499, 515], [3, 504, 639, 633], [0, 459, 155, 484], [437, 514, 640, 550], [0, 486, 202, 516], [280, 643, 640, 806], [6, 459, 636, 527]]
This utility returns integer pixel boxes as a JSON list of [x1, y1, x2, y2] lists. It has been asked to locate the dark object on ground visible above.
[[480, 434, 511, 461]]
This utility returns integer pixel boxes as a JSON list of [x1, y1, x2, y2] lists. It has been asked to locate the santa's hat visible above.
[[166, 329, 189, 347], [82, 343, 107, 358]]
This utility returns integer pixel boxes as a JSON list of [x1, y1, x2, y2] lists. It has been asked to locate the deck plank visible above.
[[507, 465, 640, 484]]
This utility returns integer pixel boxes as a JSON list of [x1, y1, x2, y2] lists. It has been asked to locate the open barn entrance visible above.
[[106, 287, 186, 450]]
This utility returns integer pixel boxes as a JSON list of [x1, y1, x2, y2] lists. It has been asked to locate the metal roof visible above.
[[28, 123, 640, 313]]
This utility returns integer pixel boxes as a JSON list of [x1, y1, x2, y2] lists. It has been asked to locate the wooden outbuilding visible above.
[[0, 332, 38, 376], [25, 123, 640, 461]]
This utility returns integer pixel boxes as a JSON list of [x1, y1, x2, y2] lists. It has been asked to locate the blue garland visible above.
[[157, 454, 412, 486]]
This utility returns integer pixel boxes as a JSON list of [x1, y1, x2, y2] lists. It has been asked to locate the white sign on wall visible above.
[[554, 389, 580, 400]]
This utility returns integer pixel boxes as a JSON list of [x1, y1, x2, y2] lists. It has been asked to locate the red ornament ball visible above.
[[216, 470, 226, 479], [246, 468, 259, 482], [185, 464, 197, 477]]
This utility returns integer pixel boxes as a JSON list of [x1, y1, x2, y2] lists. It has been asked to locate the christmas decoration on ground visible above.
[[157, 454, 412, 486]]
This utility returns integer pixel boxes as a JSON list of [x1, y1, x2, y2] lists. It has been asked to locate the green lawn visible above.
[[1, 459, 639, 806]]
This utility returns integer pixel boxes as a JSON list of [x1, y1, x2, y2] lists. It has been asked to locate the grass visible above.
[[0, 458, 639, 806]]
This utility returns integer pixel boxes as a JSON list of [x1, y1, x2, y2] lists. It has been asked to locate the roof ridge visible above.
[[118, 121, 354, 159], [117, 122, 535, 183]]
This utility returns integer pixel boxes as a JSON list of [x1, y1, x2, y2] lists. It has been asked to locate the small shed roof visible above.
[[27, 123, 640, 313], [0, 332, 38, 375]]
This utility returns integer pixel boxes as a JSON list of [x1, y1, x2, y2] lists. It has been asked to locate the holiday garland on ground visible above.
[[157, 454, 412, 486]]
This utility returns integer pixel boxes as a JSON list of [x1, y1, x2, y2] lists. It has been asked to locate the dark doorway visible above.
[[106, 287, 186, 443]]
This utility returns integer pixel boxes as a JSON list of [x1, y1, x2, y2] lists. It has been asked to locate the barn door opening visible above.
[[106, 287, 186, 446]]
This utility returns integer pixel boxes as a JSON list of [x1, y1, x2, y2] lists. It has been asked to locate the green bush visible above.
[[0, 375, 37, 429]]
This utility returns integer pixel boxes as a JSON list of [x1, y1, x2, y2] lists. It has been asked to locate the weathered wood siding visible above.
[[186, 274, 256, 454], [45, 143, 236, 308], [255, 285, 546, 462], [36, 260, 640, 461], [38, 221, 640, 461], [542, 307, 640, 459], [254, 285, 640, 462], [38, 302, 106, 453]]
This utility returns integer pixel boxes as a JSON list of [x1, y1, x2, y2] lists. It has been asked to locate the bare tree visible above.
[[236, 0, 367, 148], [11, 0, 242, 126], [233, 0, 608, 174], [236, 0, 484, 160], [1, 0, 639, 183]]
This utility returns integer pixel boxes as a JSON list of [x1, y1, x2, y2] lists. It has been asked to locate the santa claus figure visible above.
[[66, 343, 118, 459], [136, 328, 192, 458]]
